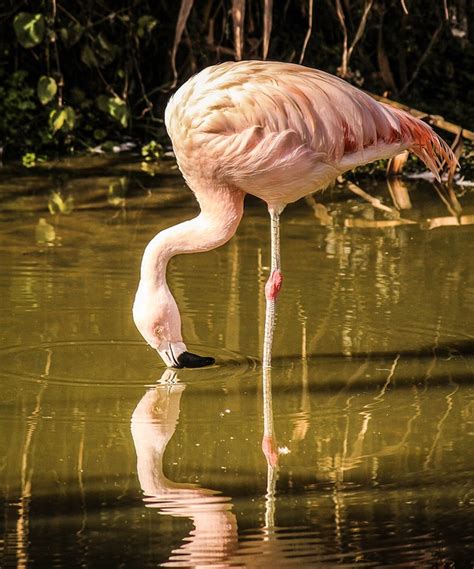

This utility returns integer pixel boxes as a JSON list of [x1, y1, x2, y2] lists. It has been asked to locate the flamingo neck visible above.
[[139, 185, 245, 289], [139, 219, 197, 288]]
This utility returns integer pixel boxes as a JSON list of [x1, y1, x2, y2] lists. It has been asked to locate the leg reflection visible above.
[[261, 366, 280, 534], [261, 367, 279, 468], [131, 369, 237, 567]]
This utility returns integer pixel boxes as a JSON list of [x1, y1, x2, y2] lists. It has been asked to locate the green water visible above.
[[0, 156, 473, 567]]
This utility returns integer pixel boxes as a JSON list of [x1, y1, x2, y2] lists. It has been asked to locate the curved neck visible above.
[[140, 185, 245, 288]]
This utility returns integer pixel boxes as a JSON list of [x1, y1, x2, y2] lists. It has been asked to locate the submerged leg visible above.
[[262, 206, 284, 369]]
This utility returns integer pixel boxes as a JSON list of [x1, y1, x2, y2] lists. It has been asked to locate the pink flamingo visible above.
[[133, 60, 456, 369]]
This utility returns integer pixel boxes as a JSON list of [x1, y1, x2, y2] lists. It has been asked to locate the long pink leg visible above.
[[261, 206, 283, 467], [262, 208, 283, 471], [263, 206, 284, 369]]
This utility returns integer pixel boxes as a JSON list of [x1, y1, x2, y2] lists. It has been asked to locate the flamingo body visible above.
[[165, 60, 454, 208], [134, 60, 456, 368]]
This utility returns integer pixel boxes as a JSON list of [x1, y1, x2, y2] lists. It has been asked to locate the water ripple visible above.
[[0, 340, 258, 387]]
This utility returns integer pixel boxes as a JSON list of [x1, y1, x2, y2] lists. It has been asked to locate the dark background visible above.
[[0, 0, 472, 160]]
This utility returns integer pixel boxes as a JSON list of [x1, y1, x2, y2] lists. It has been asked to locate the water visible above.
[[0, 156, 473, 567]]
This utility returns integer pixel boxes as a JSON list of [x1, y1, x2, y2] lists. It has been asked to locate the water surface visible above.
[[0, 156, 473, 567]]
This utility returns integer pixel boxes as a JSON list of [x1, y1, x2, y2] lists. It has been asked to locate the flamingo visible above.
[[133, 60, 457, 369]]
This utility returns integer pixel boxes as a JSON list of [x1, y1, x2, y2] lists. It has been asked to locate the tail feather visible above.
[[388, 105, 458, 182]]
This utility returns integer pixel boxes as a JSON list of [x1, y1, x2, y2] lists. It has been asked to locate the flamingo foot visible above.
[[262, 434, 279, 467], [265, 270, 283, 301]]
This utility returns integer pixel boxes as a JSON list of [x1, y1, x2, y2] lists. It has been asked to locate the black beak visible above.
[[174, 351, 215, 369]]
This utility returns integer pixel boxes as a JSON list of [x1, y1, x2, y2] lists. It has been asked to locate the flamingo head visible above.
[[133, 283, 215, 369]]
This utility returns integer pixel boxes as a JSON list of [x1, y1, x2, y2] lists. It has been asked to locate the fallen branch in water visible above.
[[386, 150, 409, 177], [347, 181, 398, 215]]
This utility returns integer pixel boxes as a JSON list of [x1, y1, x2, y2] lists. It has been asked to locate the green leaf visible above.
[[49, 108, 65, 133], [93, 129, 106, 140], [59, 22, 83, 48], [37, 76, 57, 105], [59, 27, 68, 44], [63, 106, 75, 130], [81, 44, 99, 68], [71, 87, 86, 104], [22, 152, 36, 168], [49, 106, 76, 133], [97, 33, 113, 52], [96, 95, 110, 113], [96, 95, 129, 128], [109, 97, 129, 128], [95, 33, 118, 66], [137, 15, 158, 38], [141, 140, 163, 161], [48, 192, 74, 215], [107, 177, 128, 207], [13, 12, 45, 49]]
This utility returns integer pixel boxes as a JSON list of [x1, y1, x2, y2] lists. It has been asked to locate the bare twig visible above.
[[400, 22, 444, 95], [386, 150, 409, 177], [263, 0, 273, 60], [96, 65, 120, 99], [131, 46, 155, 119], [336, 0, 373, 76], [304, 195, 333, 225], [171, 0, 194, 88], [443, 0, 449, 20], [50, 0, 63, 106], [299, 0, 314, 64], [52, 38, 64, 106], [433, 182, 463, 218], [335, 0, 348, 76], [347, 0, 374, 64], [451, 128, 464, 159], [347, 181, 399, 215], [57, 4, 82, 26], [377, 8, 398, 92], [400, 0, 409, 15], [232, 0, 246, 61], [387, 176, 413, 210]]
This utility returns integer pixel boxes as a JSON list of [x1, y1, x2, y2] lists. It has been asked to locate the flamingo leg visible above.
[[263, 207, 284, 369], [262, 208, 283, 465]]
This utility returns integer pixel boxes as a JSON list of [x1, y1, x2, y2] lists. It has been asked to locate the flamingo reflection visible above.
[[131, 369, 238, 567]]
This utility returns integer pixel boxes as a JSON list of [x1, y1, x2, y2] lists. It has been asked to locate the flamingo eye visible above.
[[154, 325, 163, 336]]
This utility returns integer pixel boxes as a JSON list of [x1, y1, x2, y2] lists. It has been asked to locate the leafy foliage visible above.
[[13, 12, 45, 48], [97, 96, 129, 128], [49, 106, 75, 133], [37, 76, 58, 105], [0, 70, 51, 154], [0, 0, 472, 162]]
